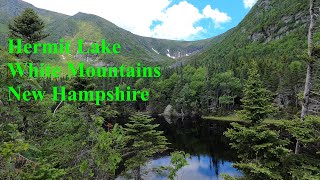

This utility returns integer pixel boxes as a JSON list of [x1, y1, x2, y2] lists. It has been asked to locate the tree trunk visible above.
[[296, 0, 316, 154], [300, 62, 314, 119]]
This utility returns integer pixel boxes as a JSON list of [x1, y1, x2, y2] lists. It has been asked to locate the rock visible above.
[[278, 26, 289, 35], [163, 105, 173, 116], [282, 15, 294, 23], [248, 4, 309, 43], [275, 93, 291, 109], [250, 32, 266, 42], [163, 115, 172, 124], [162, 104, 184, 117], [258, 0, 271, 11]]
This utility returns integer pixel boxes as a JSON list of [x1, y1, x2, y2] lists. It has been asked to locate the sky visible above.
[[22, 0, 257, 41]]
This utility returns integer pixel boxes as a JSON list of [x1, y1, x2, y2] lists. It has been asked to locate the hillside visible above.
[[182, 0, 320, 88], [162, 0, 320, 115], [0, 0, 213, 65], [188, 0, 319, 67], [0, 0, 68, 44]]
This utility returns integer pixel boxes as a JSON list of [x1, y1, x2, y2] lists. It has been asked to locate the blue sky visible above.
[[23, 0, 257, 41]]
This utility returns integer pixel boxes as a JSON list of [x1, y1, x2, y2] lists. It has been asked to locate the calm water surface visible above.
[[118, 116, 242, 180], [148, 116, 241, 179]]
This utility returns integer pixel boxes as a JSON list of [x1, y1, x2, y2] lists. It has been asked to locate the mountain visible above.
[[0, 0, 68, 44], [0, 0, 215, 65], [0, 0, 67, 24], [186, 0, 318, 67], [180, 0, 320, 111], [45, 12, 217, 65], [2, 0, 317, 67]]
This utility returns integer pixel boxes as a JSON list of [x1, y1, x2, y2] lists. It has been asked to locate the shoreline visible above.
[[202, 115, 289, 125]]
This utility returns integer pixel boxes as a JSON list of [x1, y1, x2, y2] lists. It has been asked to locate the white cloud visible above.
[[243, 0, 257, 9], [23, 0, 170, 37], [151, 1, 204, 40], [203, 5, 231, 28], [23, 0, 231, 40]]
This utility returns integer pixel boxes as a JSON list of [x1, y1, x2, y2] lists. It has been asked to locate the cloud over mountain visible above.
[[243, 0, 257, 9], [23, 0, 232, 40]]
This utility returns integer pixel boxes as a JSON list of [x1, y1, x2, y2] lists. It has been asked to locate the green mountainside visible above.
[[188, 0, 319, 68], [183, 0, 320, 91], [0, 0, 213, 65], [139, 0, 320, 118], [0, 0, 68, 44], [1, 0, 319, 110], [1, 0, 318, 67], [149, 0, 320, 118]]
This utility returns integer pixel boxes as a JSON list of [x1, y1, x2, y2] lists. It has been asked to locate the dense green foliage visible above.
[[225, 116, 320, 180], [123, 113, 169, 179], [1, 0, 320, 179], [224, 67, 320, 179], [147, 0, 320, 117], [238, 62, 276, 123], [9, 8, 49, 44], [225, 123, 291, 179], [0, 82, 186, 179], [9, 8, 49, 59], [1, 0, 319, 117], [0, 9, 190, 179]]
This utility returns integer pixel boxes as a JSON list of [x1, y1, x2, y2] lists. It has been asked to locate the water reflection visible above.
[[147, 155, 241, 180], [150, 116, 242, 180], [116, 116, 242, 179]]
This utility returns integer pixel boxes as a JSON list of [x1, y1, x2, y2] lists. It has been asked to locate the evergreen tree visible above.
[[9, 8, 49, 59], [238, 62, 276, 123], [284, 116, 320, 178], [224, 62, 293, 179], [124, 113, 168, 179], [224, 123, 291, 180]]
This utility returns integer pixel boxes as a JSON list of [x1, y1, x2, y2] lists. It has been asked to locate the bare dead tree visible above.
[[295, 0, 318, 154]]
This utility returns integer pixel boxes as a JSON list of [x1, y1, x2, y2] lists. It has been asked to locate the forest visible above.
[[0, 0, 320, 179]]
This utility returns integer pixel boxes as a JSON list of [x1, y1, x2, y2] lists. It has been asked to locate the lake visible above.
[[117, 116, 242, 180]]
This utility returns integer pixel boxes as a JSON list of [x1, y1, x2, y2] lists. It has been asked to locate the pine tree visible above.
[[224, 62, 291, 179], [124, 113, 168, 179], [9, 8, 49, 59], [238, 62, 276, 123], [224, 123, 291, 180]]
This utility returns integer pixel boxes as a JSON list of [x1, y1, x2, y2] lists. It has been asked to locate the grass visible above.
[[203, 115, 289, 125], [203, 115, 243, 122]]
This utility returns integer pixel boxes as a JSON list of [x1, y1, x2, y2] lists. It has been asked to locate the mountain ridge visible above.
[[0, 0, 215, 65], [183, 0, 317, 67]]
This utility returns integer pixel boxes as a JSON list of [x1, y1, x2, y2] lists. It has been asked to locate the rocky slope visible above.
[[185, 0, 317, 66]]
